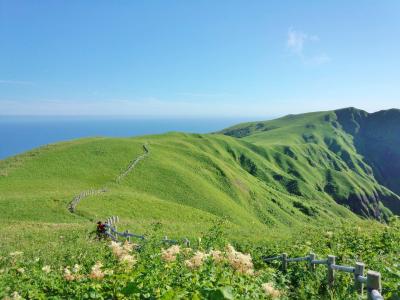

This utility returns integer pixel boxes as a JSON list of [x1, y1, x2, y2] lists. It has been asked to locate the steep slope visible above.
[[220, 108, 400, 219], [1, 107, 398, 256], [0, 132, 359, 253], [335, 108, 400, 197]]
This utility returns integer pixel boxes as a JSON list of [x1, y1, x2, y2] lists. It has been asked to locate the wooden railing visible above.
[[103, 215, 190, 246], [102, 216, 385, 299], [115, 144, 149, 183], [263, 253, 384, 300], [68, 144, 149, 213], [68, 188, 107, 212]]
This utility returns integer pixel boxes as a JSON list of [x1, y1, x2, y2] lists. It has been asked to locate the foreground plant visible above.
[[0, 220, 399, 299]]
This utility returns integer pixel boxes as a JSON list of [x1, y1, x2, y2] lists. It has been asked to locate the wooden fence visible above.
[[263, 253, 384, 300], [115, 144, 149, 183], [102, 216, 385, 299], [68, 188, 108, 212], [68, 144, 149, 213], [103, 215, 190, 247]]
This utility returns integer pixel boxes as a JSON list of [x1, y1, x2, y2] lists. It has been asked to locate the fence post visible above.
[[183, 238, 190, 247], [367, 271, 381, 300], [282, 253, 288, 272], [327, 255, 335, 288], [354, 262, 365, 293], [309, 253, 316, 271]]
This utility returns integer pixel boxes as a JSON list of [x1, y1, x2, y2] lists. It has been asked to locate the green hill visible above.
[[220, 107, 400, 219], [335, 108, 400, 197], [0, 107, 399, 256], [1, 107, 400, 299]]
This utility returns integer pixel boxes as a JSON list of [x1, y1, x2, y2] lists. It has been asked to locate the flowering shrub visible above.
[[161, 245, 181, 262], [262, 282, 282, 299], [226, 244, 254, 275], [184, 251, 208, 269], [0, 219, 399, 299]]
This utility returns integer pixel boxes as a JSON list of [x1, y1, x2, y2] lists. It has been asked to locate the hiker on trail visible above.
[[96, 221, 106, 239]]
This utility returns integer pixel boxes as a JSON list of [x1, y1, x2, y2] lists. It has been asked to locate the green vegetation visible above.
[[0, 107, 399, 298], [220, 108, 400, 219], [0, 220, 399, 299]]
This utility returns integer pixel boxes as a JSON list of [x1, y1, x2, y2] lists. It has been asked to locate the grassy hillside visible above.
[[1, 107, 399, 298], [1, 108, 399, 256], [0, 132, 359, 254], [220, 108, 400, 219], [336, 108, 400, 197]]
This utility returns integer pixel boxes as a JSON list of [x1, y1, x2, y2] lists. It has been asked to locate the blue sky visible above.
[[1, 1, 399, 117]]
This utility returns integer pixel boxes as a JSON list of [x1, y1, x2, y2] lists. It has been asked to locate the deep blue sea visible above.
[[0, 116, 255, 159]]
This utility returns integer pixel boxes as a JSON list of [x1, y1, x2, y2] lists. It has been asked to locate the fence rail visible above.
[[68, 144, 149, 213], [101, 216, 385, 299], [68, 188, 108, 212], [115, 144, 149, 183], [263, 252, 384, 300], [103, 215, 190, 247]]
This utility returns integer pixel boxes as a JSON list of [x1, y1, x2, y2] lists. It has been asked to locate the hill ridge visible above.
[[220, 107, 400, 219], [0, 107, 399, 250], [68, 144, 150, 213]]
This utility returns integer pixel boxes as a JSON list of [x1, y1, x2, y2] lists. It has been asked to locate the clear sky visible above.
[[1, 1, 399, 117]]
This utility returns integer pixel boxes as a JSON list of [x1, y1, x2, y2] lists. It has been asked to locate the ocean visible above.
[[0, 116, 254, 159]]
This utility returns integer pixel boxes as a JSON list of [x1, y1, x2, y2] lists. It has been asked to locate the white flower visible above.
[[225, 244, 254, 275], [161, 245, 181, 262], [184, 251, 208, 269], [42, 265, 51, 273], [119, 254, 136, 268], [103, 269, 114, 275], [63, 267, 75, 281], [11, 291, 23, 300], [16, 268, 25, 274], [122, 240, 134, 252], [209, 250, 224, 263], [262, 282, 281, 298], [110, 241, 124, 258], [109, 241, 137, 268], [89, 261, 104, 280], [72, 264, 81, 273]]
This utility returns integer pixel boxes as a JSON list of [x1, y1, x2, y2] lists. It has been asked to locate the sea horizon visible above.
[[0, 115, 272, 160]]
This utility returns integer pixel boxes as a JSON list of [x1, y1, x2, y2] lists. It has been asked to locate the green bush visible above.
[[1, 220, 399, 299]]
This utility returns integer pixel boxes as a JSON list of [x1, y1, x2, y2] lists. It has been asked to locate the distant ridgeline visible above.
[[220, 107, 400, 220], [1, 107, 399, 238]]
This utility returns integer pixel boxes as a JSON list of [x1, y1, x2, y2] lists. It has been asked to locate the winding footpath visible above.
[[68, 144, 150, 213]]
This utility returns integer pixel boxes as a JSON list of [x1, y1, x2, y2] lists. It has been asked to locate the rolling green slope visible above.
[[0, 107, 399, 257], [0, 133, 355, 253], [220, 107, 400, 219], [1, 108, 399, 299]]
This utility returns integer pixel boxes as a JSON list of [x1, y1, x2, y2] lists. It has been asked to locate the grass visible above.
[[0, 219, 399, 299], [0, 107, 399, 298]]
